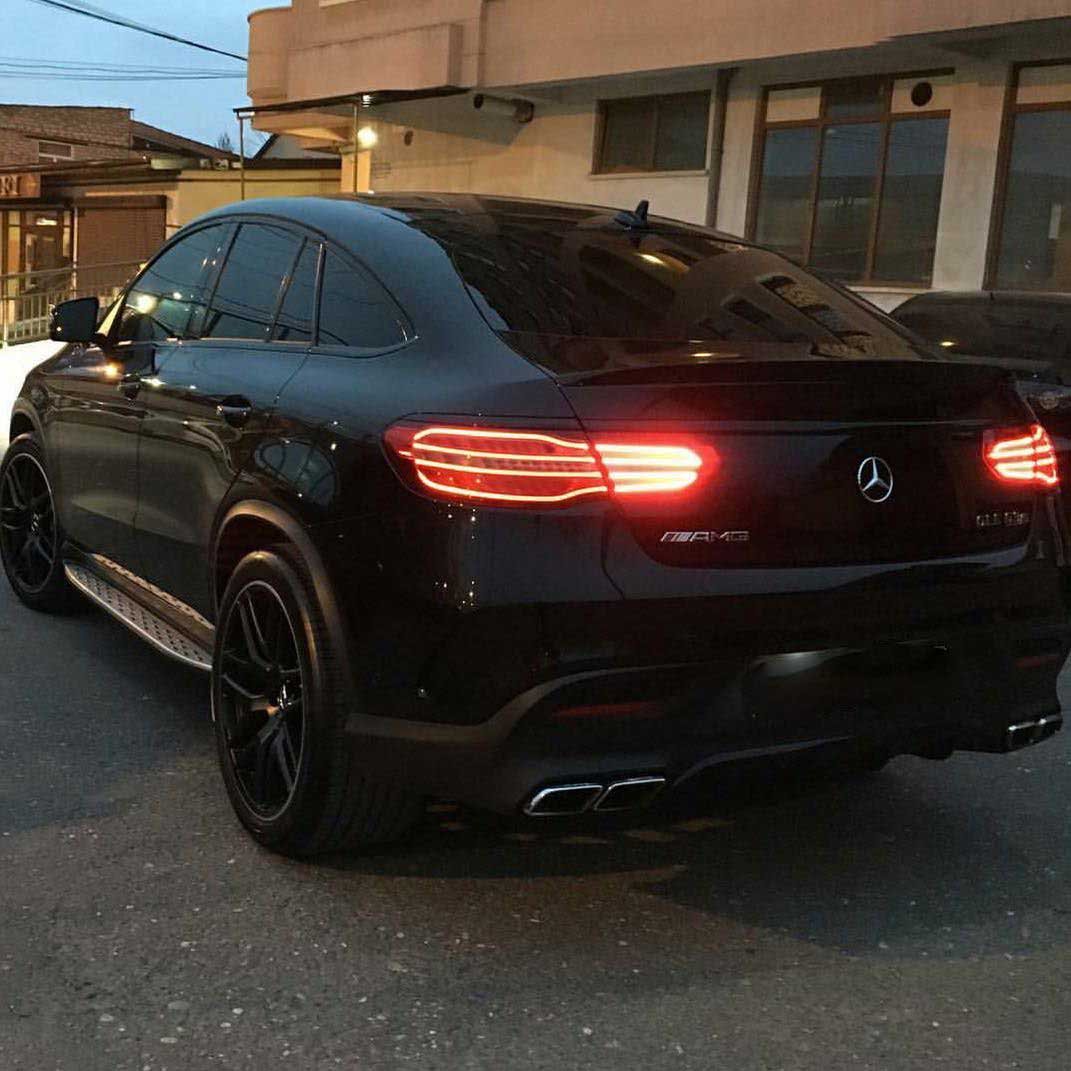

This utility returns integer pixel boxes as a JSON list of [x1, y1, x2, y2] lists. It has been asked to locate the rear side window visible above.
[[316, 250, 408, 352], [202, 224, 303, 341], [116, 224, 226, 343], [273, 240, 319, 343]]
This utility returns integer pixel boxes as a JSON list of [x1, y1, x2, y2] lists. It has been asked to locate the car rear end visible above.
[[354, 200, 1071, 816]]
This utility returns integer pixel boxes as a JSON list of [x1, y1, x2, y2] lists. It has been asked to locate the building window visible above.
[[992, 63, 1071, 291], [595, 92, 710, 174], [38, 140, 73, 163], [750, 75, 951, 284]]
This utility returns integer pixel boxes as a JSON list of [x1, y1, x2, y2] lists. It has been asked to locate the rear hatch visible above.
[[551, 355, 1040, 569], [406, 199, 1058, 571]]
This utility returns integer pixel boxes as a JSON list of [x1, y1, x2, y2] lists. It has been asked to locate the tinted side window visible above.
[[116, 225, 225, 343], [272, 240, 319, 343], [317, 250, 407, 352], [202, 224, 302, 341]]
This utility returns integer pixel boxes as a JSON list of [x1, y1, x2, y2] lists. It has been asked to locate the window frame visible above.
[[746, 72, 952, 287], [198, 221, 317, 345], [593, 91, 712, 176], [110, 221, 231, 349], [309, 243, 414, 358], [986, 60, 1071, 290], [38, 140, 73, 163]]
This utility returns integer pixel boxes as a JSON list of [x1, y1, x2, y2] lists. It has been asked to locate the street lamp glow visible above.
[[356, 126, 378, 149]]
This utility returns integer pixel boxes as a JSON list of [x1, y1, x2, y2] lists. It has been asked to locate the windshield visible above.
[[404, 200, 936, 375]]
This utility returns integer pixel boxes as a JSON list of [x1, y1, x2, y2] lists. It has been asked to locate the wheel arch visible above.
[[8, 403, 40, 446], [212, 500, 357, 703]]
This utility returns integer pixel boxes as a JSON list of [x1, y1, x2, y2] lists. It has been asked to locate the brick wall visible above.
[[0, 105, 134, 165]]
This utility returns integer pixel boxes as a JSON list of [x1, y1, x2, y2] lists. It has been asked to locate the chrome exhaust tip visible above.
[[593, 776, 667, 813], [1005, 714, 1063, 751], [524, 783, 603, 817]]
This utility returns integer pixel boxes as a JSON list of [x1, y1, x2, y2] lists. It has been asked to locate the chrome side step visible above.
[[64, 561, 213, 672]]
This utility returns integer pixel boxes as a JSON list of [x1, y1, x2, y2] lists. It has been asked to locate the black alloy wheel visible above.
[[217, 579, 307, 820], [0, 452, 56, 593], [212, 548, 421, 857], [0, 436, 75, 612]]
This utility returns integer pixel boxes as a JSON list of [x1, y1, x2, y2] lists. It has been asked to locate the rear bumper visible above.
[[343, 612, 1071, 814]]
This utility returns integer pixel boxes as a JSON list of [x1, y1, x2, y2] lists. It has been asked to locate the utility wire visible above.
[[23, 0, 247, 62], [0, 56, 242, 75]]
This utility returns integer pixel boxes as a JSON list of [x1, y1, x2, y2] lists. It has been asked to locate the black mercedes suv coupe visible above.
[[3, 194, 1069, 857]]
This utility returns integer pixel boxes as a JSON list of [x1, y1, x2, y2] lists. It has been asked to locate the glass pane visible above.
[[203, 224, 301, 341], [599, 98, 656, 173], [273, 241, 318, 342], [317, 251, 407, 351], [426, 207, 926, 364], [654, 92, 709, 171], [996, 109, 1071, 290], [824, 79, 883, 118], [809, 122, 881, 279], [753, 127, 818, 263], [873, 117, 949, 283], [117, 224, 225, 343]]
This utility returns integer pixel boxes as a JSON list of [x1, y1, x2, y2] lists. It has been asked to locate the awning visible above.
[[233, 86, 468, 120]]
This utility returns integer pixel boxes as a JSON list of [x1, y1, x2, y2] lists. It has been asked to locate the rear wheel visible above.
[[0, 435, 76, 613], [212, 547, 421, 857]]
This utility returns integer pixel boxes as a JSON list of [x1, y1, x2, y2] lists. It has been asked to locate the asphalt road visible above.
[[2, 580, 1071, 1071]]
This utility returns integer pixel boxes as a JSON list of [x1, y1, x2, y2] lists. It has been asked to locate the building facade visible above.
[[245, 0, 1071, 309], [0, 105, 340, 342]]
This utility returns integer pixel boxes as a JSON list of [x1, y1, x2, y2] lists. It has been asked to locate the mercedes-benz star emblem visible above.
[[857, 456, 893, 503]]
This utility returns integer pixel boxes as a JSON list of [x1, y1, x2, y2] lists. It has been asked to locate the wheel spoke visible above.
[[272, 720, 298, 793], [237, 598, 273, 671], [3, 465, 27, 510]]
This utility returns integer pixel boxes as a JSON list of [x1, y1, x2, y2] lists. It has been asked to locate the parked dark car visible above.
[[3, 195, 1069, 858], [894, 290, 1071, 486]]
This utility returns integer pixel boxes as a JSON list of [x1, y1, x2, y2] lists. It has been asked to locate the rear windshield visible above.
[[405, 202, 935, 374]]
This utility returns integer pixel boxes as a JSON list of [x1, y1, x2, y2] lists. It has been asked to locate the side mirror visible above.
[[49, 296, 100, 344]]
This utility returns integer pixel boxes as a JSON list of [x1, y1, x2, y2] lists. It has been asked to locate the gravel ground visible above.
[[1, 576, 1071, 1070]]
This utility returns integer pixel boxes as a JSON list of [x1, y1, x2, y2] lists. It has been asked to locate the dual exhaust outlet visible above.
[[1005, 714, 1062, 751], [524, 776, 666, 817]]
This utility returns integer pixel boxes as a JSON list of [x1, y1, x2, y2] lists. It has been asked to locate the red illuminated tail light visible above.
[[984, 424, 1059, 488], [384, 423, 716, 507]]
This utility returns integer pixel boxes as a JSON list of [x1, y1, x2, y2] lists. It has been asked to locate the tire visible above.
[[0, 434, 78, 613], [212, 546, 422, 857]]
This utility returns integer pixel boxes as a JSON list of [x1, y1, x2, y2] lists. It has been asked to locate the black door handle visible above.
[[119, 372, 142, 400], [217, 397, 253, 428]]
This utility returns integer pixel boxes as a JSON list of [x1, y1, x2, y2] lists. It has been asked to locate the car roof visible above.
[[899, 289, 1071, 309], [192, 191, 741, 248]]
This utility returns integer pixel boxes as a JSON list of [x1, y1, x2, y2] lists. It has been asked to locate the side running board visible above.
[[64, 559, 213, 672]]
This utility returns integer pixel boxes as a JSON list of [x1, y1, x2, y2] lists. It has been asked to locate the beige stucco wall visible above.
[[249, 0, 1071, 105], [365, 103, 710, 221], [166, 168, 341, 232]]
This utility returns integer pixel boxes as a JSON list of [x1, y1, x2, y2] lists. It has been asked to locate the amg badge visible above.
[[661, 530, 751, 544]]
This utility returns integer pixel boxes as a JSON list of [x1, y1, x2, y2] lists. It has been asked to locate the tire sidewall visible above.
[[212, 548, 344, 852]]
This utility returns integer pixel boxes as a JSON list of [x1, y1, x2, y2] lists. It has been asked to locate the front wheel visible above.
[[212, 547, 421, 857], [0, 434, 77, 613]]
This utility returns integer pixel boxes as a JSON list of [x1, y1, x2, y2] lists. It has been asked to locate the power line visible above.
[[23, 0, 247, 62], [0, 56, 242, 75]]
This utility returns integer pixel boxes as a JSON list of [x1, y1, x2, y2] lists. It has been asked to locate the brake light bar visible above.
[[984, 424, 1059, 488], [384, 423, 714, 507]]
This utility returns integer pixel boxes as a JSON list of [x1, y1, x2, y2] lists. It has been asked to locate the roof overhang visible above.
[[234, 85, 468, 122]]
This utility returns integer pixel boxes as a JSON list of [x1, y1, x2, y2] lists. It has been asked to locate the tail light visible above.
[[383, 423, 716, 507], [984, 424, 1059, 488]]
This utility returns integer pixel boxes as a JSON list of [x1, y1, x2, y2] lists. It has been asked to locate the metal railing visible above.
[[1, 260, 142, 346]]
